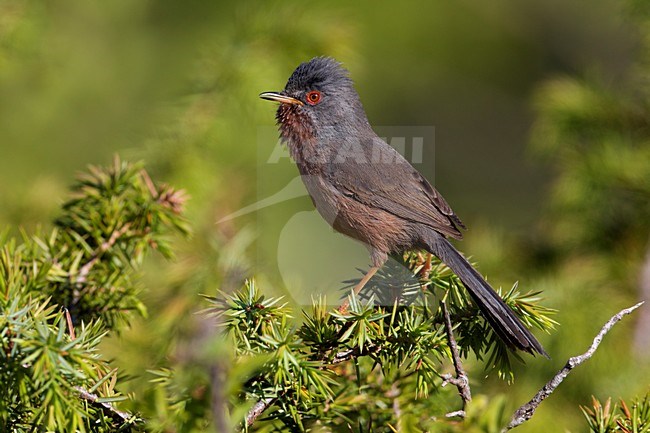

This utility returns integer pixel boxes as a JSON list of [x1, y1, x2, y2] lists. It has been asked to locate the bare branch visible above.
[[75, 386, 134, 424], [441, 300, 471, 410], [246, 397, 275, 427], [331, 348, 357, 364], [504, 302, 644, 432]]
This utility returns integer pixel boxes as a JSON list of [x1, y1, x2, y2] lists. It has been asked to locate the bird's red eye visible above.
[[305, 90, 322, 105]]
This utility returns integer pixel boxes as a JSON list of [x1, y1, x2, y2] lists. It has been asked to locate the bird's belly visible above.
[[300, 174, 412, 254], [300, 174, 339, 223]]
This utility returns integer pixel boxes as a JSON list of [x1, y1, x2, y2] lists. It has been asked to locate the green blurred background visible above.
[[1, 0, 649, 431]]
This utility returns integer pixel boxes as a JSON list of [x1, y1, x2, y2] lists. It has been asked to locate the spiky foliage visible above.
[[581, 393, 650, 433], [206, 251, 556, 432], [0, 158, 188, 432], [48, 156, 190, 328]]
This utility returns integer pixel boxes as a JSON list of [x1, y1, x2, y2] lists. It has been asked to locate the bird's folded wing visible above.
[[328, 155, 465, 239]]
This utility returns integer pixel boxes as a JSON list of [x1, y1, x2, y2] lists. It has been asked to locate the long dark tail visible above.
[[425, 233, 548, 357]]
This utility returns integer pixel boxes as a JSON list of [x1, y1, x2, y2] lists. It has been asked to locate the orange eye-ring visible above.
[[306, 90, 322, 105]]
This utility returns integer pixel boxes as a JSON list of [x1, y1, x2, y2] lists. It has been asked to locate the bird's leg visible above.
[[338, 266, 380, 313]]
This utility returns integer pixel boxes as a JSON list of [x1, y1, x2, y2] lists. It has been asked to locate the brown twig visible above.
[[76, 223, 132, 285], [440, 300, 471, 416], [139, 168, 159, 198], [75, 386, 134, 424], [331, 344, 380, 364], [503, 301, 644, 432], [64, 308, 76, 340]]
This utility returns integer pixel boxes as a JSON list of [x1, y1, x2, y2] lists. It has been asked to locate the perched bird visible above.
[[260, 57, 546, 356]]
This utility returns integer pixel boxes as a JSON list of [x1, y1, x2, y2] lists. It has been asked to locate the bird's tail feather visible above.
[[425, 234, 548, 357]]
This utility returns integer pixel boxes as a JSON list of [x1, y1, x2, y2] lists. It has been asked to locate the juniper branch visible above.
[[65, 305, 135, 426], [244, 343, 379, 426]]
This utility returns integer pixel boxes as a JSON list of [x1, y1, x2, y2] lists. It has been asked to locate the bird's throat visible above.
[[276, 104, 316, 161]]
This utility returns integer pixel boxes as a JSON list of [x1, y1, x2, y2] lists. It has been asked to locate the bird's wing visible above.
[[327, 144, 466, 239]]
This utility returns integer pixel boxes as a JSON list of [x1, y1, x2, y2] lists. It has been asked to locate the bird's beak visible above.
[[259, 92, 304, 106]]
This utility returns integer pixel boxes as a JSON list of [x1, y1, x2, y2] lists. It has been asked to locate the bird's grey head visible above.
[[260, 57, 371, 154]]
